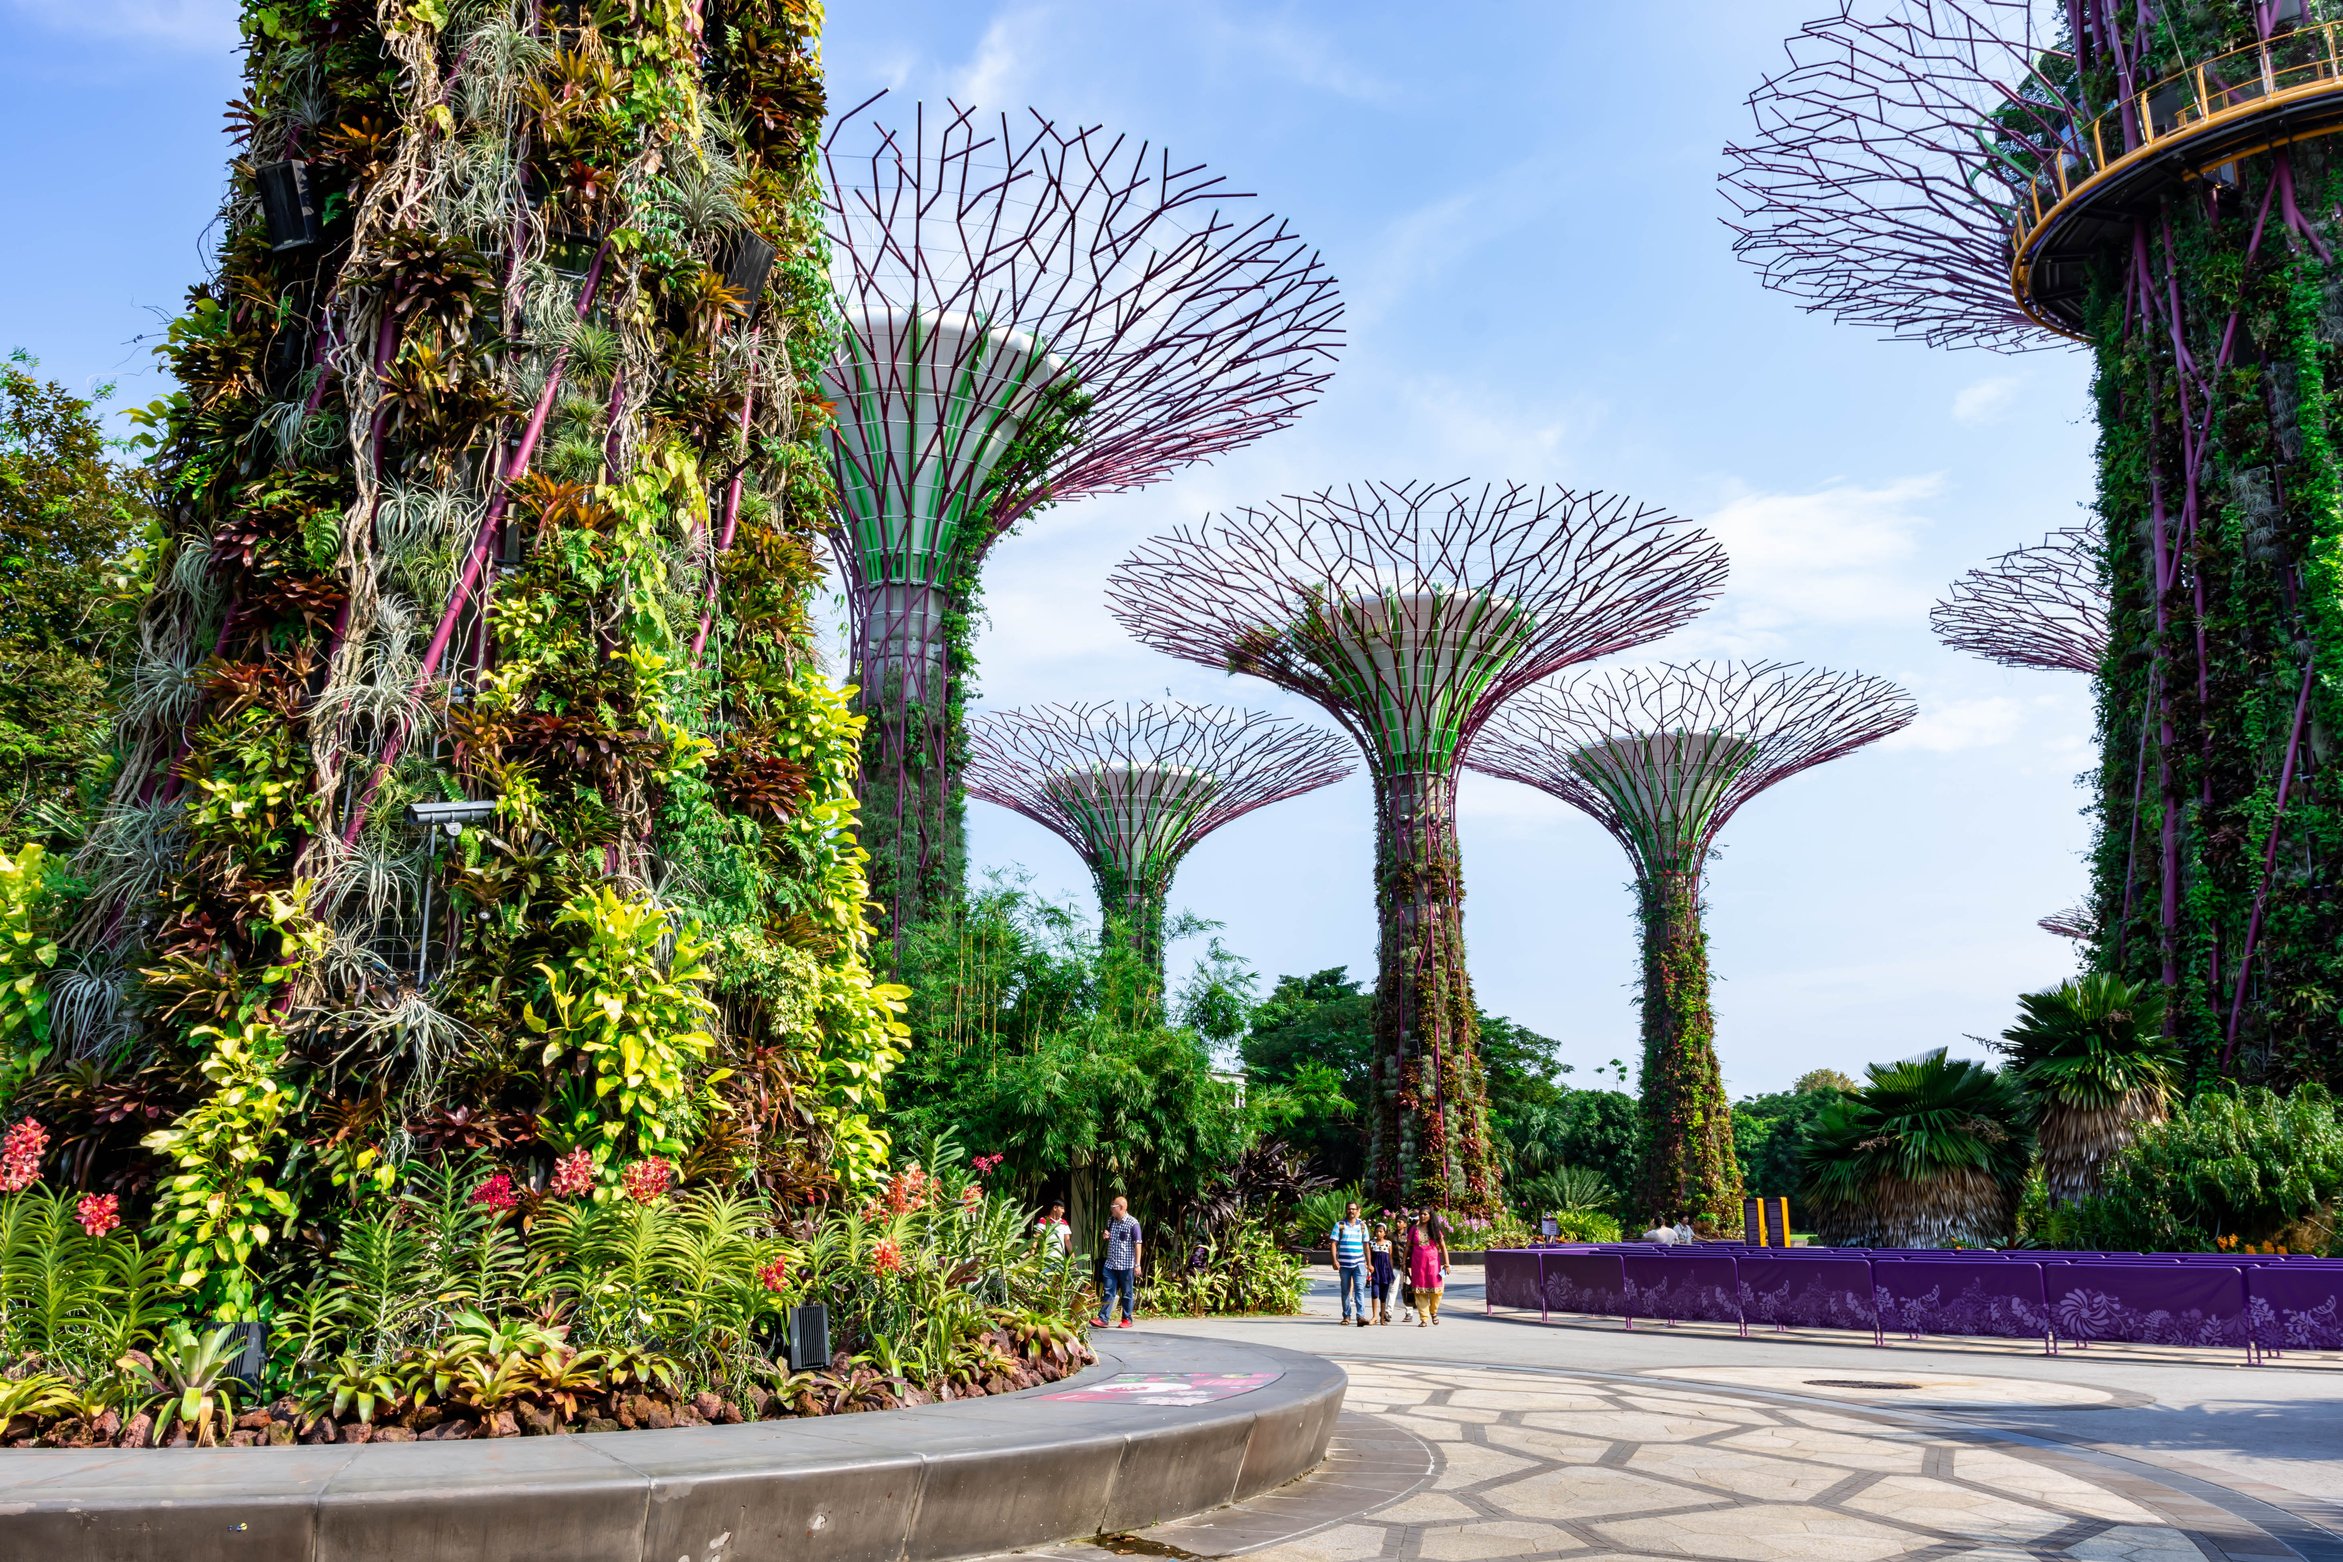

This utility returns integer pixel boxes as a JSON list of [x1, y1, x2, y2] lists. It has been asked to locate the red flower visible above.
[[758, 1254, 789, 1293], [0, 1118, 47, 1192], [970, 1152, 1004, 1174], [869, 1238, 903, 1276], [548, 1148, 596, 1198], [75, 1192, 120, 1238], [469, 1172, 518, 1212], [960, 1184, 983, 1212], [621, 1156, 674, 1204]]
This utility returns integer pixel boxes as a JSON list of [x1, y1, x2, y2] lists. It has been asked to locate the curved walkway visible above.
[[0, 1332, 1342, 1562], [1064, 1267, 2343, 1562]]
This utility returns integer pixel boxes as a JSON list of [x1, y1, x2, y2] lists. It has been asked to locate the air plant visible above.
[[330, 988, 477, 1101], [73, 799, 189, 926], [45, 946, 135, 1061]]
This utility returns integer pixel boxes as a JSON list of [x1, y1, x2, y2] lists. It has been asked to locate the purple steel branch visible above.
[[1465, 661, 1916, 875], [1932, 527, 2110, 674], [965, 699, 1353, 871]]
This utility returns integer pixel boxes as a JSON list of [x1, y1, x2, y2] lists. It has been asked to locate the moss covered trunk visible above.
[[2084, 143, 2343, 1090], [1090, 860, 1168, 986], [1633, 869, 1741, 1233], [1365, 768, 1498, 1217]]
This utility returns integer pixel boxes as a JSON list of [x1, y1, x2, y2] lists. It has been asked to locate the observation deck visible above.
[[2012, 23, 2343, 339]]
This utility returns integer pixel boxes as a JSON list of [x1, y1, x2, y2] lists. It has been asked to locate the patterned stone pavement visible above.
[[1080, 1359, 2315, 1562]]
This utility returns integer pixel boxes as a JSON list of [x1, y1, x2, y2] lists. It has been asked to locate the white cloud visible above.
[[6, 0, 235, 48], [1952, 376, 2021, 425], [1674, 475, 1943, 652], [953, 6, 1051, 107], [1885, 694, 2025, 752], [1199, 10, 1398, 105]]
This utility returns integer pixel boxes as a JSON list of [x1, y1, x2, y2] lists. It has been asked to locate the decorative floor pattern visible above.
[[1082, 1360, 2313, 1562]]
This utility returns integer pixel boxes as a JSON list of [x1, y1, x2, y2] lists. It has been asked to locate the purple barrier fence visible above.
[[1737, 1254, 1877, 1335], [1484, 1246, 2343, 1362], [2044, 1260, 2252, 1351], [1484, 1248, 1542, 1313], [2249, 1264, 2343, 1353], [1875, 1257, 2048, 1342], [1540, 1249, 1629, 1319], [1622, 1251, 1742, 1327]]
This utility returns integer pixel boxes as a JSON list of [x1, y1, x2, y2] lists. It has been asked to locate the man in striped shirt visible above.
[[1328, 1200, 1370, 1326]]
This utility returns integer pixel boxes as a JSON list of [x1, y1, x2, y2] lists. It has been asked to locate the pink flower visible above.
[[970, 1152, 1004, 1174], [548, 1148, 596, 1198], [620, 1156, 674, 1204], [75, 1192, 119, 1238], [869, 1238, 903, 1277], [758, 1254, 789, 1293], [469, 1172, 518, 1212], [0, 1118, 47, 1192]]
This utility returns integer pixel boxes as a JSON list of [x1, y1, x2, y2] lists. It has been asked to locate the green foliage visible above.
[[1998, 974, 2179, 1112], [529, 887, 719, 1160], [1289, 1185, 1364, 1249], [0, 843, 62, 1105], [1801, 1049, 2032, 1248], [0, 1189, 179, 1380], [2044, 1085, 2343, 1252], [888, 886, 1251, 1221], [1634, 872, 1740, 1233], [0, 352, 152, 840], [1508, 1164, 1615, 1219], [1147, 1218, 1307, 1317], [1732, 1079, 1847, 1201]]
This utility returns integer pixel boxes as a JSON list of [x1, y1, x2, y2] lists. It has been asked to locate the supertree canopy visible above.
[[10, 0, 910, 1309], [1727, 0, 2343, 1085], [1469, 662, 1914, 1232], [1932, 527, 2111, 674], [964, 701, 1352, 972], [1107, 480, 1727, 1215], [820, 103, 1343, 947]]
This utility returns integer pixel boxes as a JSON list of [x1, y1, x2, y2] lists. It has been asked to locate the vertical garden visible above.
[[4, 0, 905, 1306]]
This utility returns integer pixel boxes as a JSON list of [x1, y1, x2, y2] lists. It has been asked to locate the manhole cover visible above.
[[1804, 1379, 1923, 1390]]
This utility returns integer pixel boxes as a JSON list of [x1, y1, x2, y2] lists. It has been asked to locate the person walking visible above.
[[1409, 1211, 1450, 1327], [1328, 1199, 1370, 1326], [1369, 1223, 1396, 1325], [1096, 1195, 1143, 1328]]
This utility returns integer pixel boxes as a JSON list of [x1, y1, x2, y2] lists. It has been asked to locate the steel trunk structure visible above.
[[1726, 0, 2343, 1086], [964, 701, 1353, 974], [819, 103, 1342, 949], [1107, 480, 1727, 1215], [1469, 662, 1915, 1233]]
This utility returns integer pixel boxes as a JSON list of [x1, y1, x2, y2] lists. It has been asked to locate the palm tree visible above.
[[1801, 1049, 2032, 1247], [1994, 973, 2178, 1206]]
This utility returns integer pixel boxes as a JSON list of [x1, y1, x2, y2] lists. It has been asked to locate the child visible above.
[[1369, 1224, 1396, 1325]]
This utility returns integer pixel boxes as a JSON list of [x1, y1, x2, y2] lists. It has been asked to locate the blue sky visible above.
[[1, 1, 2101, 1094]]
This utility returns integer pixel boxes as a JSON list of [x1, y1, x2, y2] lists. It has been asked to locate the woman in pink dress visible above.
[[1407, 1214, 1449, 1326]]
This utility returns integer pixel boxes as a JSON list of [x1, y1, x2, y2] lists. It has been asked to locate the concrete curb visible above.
[[0, 1331, 1343, 1562]]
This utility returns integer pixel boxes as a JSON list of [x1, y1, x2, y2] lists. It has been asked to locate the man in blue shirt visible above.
[[1096, 1196, 1143, 1328], [1328, 1199, 1369, 1326]]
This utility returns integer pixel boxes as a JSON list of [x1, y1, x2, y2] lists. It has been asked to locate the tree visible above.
[[1240, 969, 1373, 1186], [1733, 1077, 1846, 1201], [0, 352, 151, 838], [1801, 1049, 2031, 1247], [1994, 973, 2179, 1206]]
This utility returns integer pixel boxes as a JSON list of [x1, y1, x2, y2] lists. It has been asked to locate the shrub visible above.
[[2043, 1086, 2343, 1253], [1801, 1049, 2031, 1247]]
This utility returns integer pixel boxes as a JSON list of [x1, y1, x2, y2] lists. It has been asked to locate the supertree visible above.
[[1725, 0, 2343, 1085], [963, 701, 1353, 974], [1467, 662, 1915, 1231], [1932, 528, 2111, 674], [818, 103, 1343, 948], [1107, 480, 1728, 1214], [10, 0, 911, 1308]]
